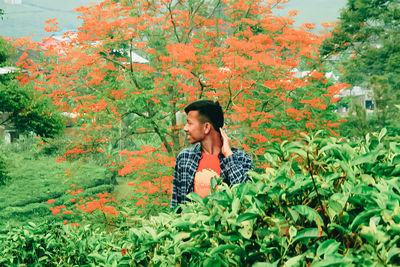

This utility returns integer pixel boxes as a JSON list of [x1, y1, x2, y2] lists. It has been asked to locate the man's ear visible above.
[[204, 122, 212, 134]]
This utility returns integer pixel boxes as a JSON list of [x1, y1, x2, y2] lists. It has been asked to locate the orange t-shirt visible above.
[[194, 152, 221, 198]]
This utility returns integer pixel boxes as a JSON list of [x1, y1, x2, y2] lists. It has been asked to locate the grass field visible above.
[[0, 140, 113, 232], [0, 0, 347, 41]]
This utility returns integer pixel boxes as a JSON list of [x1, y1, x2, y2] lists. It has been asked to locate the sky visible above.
[[0, 0, 348, 41]]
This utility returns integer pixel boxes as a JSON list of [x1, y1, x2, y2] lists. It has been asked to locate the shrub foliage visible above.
[[0, 154, 8, 185], [1, 131, 399, 266]]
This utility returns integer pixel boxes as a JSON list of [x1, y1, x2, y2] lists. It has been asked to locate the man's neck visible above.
[[200, 132, 222, 155]]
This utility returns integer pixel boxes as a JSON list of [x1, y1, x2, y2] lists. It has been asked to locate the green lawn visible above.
[[0, 149, 113, 231]]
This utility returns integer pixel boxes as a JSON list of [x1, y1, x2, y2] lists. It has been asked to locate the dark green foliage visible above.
[[0, 222, 123, 266], [339, 99, 371, 138], [1, 130, 399, 266], [0, 79, 65, 139], [0, 154, 8, 185], [0, 37, 65, 139], [0, 37, 15, 66], [321, 0, 400, 137]]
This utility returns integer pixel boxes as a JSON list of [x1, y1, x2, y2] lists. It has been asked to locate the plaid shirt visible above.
[[171, 143, 253, 209]]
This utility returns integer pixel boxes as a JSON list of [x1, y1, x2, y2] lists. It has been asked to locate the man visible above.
[[171, 100, 253, 210]]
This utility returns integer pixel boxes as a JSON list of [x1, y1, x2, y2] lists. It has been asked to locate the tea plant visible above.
[[1, 130, 399, 266], [117, 130, 400, 266]]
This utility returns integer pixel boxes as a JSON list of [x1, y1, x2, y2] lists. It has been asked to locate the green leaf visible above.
[[144, 227, 157, 240], [38, 256, 48, 262], [292, 205, 323, 228], [287, 148, 307, 159], [27, 222, 37, 228], [328, 223, 351, 234], [173, 232, 190, 243], [378, 128, 387, 142], [311, 257, 346, 267], [388, 246, 400, 263], [186, 192, 204, 205], [339, 161, 355, 181], [300, 132, 311, 142], [210, 244, 239, 255], [239, 220, 253, 239], [253, 260, 279, 267], [284, 254, 304, 267], [293, 228, 326, 243], [318, 144, 340, 156], [211, 176, 222, 191], [173, 221, 192, 230], [316, 239, 340, 257], [360, 174, 375, 185], [390, 142, 400, 154], [350, 185, 374, 195], [203, 256, 223, 267], [327, 193, 348, 221], [392, 155, 400, 165], [220, 232, 241, 242], [350, 209, 381, 232], [391, 165, 400, 176], [88, 252, 106, 263], [236, 212, 259, 223], [232, 198, 240, 215], [353, 152, 376, 165], [289, 226, 297, 240], [232, 247, 246, 258]]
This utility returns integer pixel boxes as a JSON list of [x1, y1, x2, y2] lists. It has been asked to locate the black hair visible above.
[[184, 100, 224, 132]]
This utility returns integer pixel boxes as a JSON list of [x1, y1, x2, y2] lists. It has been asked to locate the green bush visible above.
[[1, 130, 400, 266], [0, 222, 126, 266], [111, 130, 400, 266], [0, 154, 9, 185]]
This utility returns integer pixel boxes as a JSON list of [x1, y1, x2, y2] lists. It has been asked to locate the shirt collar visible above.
[[193, 143, 202, 154]]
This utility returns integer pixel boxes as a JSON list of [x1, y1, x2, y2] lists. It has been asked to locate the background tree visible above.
[[320, 0, 400, 136], [13, 0, 349, 212], [340, 98, 370, 137], [0, 37, 64, 139]]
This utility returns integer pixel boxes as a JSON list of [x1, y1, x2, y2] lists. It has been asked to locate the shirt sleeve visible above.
[[170, 153, 182, 210], [221, 150, 253, 185]]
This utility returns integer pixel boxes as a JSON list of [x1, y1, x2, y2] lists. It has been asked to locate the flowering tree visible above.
[[13, 0, 348, 216]]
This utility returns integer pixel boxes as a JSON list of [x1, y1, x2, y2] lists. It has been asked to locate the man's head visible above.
[[183, 100, 224, 143]]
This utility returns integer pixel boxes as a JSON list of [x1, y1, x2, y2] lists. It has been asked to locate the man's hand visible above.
[[220, 128, 233, 158]]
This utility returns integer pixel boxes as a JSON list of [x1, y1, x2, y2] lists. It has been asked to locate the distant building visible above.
[[337, 86, 374, 116], [0, 66, 20, 143], [41, 31, 149, 65], [0, 112, 18, 144], [291, 68, 375, 116], [112, 49, 149, 64], [0, 66, 18, 75]]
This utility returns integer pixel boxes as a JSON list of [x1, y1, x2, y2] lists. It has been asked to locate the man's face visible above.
[[183, 110, 207, 144]]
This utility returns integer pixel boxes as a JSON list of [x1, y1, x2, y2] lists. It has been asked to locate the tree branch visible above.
[[167, 2, 182, 43]]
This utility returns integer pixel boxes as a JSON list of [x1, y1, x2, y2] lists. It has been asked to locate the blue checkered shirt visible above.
[[171, 143, 253, 209]]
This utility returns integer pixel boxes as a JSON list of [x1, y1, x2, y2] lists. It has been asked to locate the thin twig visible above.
[[307, 151, 330, 238]]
